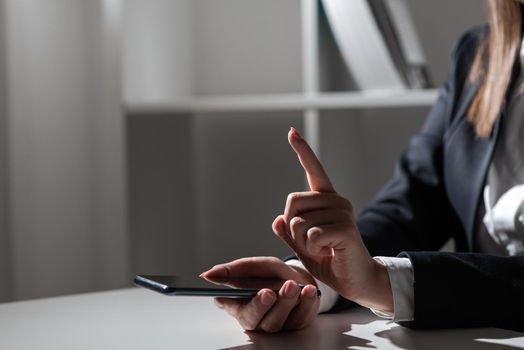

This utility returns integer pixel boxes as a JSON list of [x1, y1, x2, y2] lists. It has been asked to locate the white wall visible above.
[[123, 0, 194, 101], [5, 0, 128, 300], [192, 0, 302, 95]]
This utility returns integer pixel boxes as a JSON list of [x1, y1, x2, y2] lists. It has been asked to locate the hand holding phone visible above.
[[201, 257, 322, 332]]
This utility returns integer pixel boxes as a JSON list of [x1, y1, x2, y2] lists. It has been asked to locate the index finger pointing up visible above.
[[288, 127, 335, 193]]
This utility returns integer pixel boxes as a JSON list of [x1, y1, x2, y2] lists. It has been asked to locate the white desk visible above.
[[1, 288, 523, 350]]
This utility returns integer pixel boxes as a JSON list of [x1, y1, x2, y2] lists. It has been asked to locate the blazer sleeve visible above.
[[397, 251, 524, 331]]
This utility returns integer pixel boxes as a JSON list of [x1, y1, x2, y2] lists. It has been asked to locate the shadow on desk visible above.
[[220, 308, 524, 350], [375, 326, 524, 350]]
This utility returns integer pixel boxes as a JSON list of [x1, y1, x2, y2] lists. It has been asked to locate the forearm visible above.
[[351, 259, 394, 314]]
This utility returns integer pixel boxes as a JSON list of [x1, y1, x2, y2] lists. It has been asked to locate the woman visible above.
[[202, 0, 524, 332]]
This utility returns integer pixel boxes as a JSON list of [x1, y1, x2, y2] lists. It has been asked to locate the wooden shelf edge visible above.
[[125, 89, 439, 114]]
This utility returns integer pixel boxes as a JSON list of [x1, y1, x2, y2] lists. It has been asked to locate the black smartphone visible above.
[[134, 275, 320, 298]]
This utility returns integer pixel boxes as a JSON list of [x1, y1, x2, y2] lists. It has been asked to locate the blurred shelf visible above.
[[125, 89, 439, 114]]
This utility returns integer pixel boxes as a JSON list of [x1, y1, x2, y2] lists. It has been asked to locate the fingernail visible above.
[[204, 265, 225, 276], [304, 286, 317, 298], [284, 281, 300, 297], [199, 269, 211, 278], [290, 127, 302, 139], [260, 291, 275, 306]]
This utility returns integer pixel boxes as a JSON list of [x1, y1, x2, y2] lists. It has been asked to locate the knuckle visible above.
[[271, 217, 280, 233], [289, 216, 303, 232], [273, 224, 284, 237], [307, 228, 321, 242], [286, 192, 299, 205], [265, 256, 283, 265]]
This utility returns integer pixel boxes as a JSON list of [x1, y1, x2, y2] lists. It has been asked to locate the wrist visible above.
[[353, 259, 394, 313], [372, 259, 394, 313]]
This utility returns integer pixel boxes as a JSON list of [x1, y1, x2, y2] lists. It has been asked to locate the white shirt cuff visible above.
[[371, 256, 414, 322], [285, 259, 339, 313]]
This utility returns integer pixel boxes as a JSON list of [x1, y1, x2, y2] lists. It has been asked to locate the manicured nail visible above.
[[260, 291, 275, 306], [304, 285, 317, 298], [290, 127, 303, 139], [284, 281, 300, 297], [199, 270, 211, 278], [204, 265, 225, 276]]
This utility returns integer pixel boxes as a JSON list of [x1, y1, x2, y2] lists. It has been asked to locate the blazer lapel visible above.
[[444, 85, 500, 250], [445, 51, 520, 250]]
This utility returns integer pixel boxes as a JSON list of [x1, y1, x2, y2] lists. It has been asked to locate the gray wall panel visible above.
[[193, 113, 304, 270], [128, 114, 196, 276]]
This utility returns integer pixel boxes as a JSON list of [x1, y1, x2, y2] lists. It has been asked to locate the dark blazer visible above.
[[351, 26, 524, 332]]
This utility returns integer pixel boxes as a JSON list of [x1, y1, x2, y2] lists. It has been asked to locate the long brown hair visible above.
[[468, 0, 522, 137]]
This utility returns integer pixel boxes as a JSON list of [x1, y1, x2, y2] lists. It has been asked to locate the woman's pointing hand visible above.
[[273, 128, 393, 312]]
